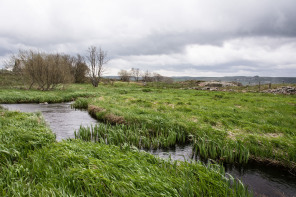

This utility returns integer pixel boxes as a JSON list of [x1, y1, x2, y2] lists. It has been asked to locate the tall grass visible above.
[[192, 136, 249, 164], [70, 83, 295, 169], [75, 123, 250, 164], [71, 97, 89, 109], [0, 108, 251, 196], [1, 83, 295, 169], [0, 84, 96, 104], [0, 108, 55, 165], [74, 123, 187, 149], [0, 139, 252, 196]]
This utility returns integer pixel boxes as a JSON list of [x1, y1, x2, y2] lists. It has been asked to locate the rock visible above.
[[199, 81, 241, 87], [262, 86, 296, 95], [201, 87, 218, 91]]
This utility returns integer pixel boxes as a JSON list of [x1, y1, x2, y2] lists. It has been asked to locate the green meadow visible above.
[[73, 83, 295, 169], [0, 82, 295, 195], [1, 83, 296, 168], [0, 106, 249, 196]]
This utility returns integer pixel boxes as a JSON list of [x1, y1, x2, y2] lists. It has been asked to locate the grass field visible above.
[[72, 83, 295, 169], [0, 107, 250, 196], [1, 82, 295, 171]]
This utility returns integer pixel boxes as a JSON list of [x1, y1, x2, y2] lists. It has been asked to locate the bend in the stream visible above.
[[1, 103, 296, 197]]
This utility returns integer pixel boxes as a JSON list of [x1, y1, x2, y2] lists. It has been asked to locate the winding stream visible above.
[[2, 103, 296, 197]]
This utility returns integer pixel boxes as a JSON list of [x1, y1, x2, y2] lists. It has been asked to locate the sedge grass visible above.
[[71, 82, 295, 169], [0, 108, 251, 196], [1, 82, 296, 169], [0, 108, 55, 164], [0, 140, 252, 196]]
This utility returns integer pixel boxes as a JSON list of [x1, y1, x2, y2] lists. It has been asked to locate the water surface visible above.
[[151, 145, 296, 197], [1, 102, 97, 141]]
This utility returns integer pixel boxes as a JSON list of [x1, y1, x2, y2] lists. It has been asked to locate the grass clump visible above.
[[75, 123, 187, 149], [71, 97, 89, 109], [1, 83, 296, 170], [0, 84, 97, 104], [71, 83, 296, 169], [0, 108, 251, 196], [0, 108, 55, 164], [0, 140, 251, 196]]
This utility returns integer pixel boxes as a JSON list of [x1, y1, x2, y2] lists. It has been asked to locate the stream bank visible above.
[[2, 103, 296, 197]]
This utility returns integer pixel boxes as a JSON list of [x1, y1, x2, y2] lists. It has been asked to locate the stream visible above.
[[1, 103, 296, 197]]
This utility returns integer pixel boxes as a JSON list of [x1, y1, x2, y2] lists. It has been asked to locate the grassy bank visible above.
[[0, 108, 250, 196], [0, 106, 55, 164], [73, 83, 296, 170], [0, 84, 96, 104], [1, 83, 296, 171]]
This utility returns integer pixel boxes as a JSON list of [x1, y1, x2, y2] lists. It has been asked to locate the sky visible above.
[[0, 0, 296, 77]]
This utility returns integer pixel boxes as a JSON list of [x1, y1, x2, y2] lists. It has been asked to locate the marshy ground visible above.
[[1, 82, 295, 196]]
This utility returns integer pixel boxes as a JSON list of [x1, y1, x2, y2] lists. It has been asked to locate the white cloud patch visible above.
[[108, 37, 296, 76], [276, 64, 296, 69], [186, 37, 296, 66]]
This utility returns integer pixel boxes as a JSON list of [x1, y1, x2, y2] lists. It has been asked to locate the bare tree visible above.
[[142, 70, 153, 82], [153, 73, 164, 82], [10, 50, 73, 90], [71, 54, 89, 83], [131, 68, 140, 81], [118, 69, 131, 82], [162, 76, 174, 84], [86, 46, 108, 87]]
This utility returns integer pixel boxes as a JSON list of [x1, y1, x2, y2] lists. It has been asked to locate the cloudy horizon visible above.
[[1, 0, 296, 77]]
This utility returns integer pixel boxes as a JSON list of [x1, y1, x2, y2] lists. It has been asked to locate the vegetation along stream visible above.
[[2, 103, 296, 197]]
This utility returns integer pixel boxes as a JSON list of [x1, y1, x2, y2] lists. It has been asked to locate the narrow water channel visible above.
[[1, 103, 296, 197], [150, 146, 296, 197]]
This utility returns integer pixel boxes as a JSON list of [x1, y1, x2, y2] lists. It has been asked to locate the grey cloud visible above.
[[0, 0, 296, 76], [151, 61, 260, 73], [110, 0, 296, 56], [111, 32, 225, 56]]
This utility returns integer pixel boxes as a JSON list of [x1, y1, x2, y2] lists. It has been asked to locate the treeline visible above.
[[118, 68, 173, 83], [9, 50, 89, 90], [6, 46, 109, 90], [5, 46, 173, 90]]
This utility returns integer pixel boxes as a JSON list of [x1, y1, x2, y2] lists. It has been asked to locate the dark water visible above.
[[1, 103, 98, 141], [150, 145, 296, 197], [1, 103, 296, 197]]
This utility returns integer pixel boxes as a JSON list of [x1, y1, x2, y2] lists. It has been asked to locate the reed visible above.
[[75, 123, 250, 164], [0, 139, 252, 196], [0, 108, 55, 164], [0, 108, 251, 196], [192, 136, 249, 164], [1, 82, 296, 169], [74, 123, 185, 149]]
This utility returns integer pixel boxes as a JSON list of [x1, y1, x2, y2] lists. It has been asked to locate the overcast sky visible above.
[[1, 0, 296, 77]]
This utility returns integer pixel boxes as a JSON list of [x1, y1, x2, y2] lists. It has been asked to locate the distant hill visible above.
[[171, 76, 296, 85], [104, 75, 296, 85]]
